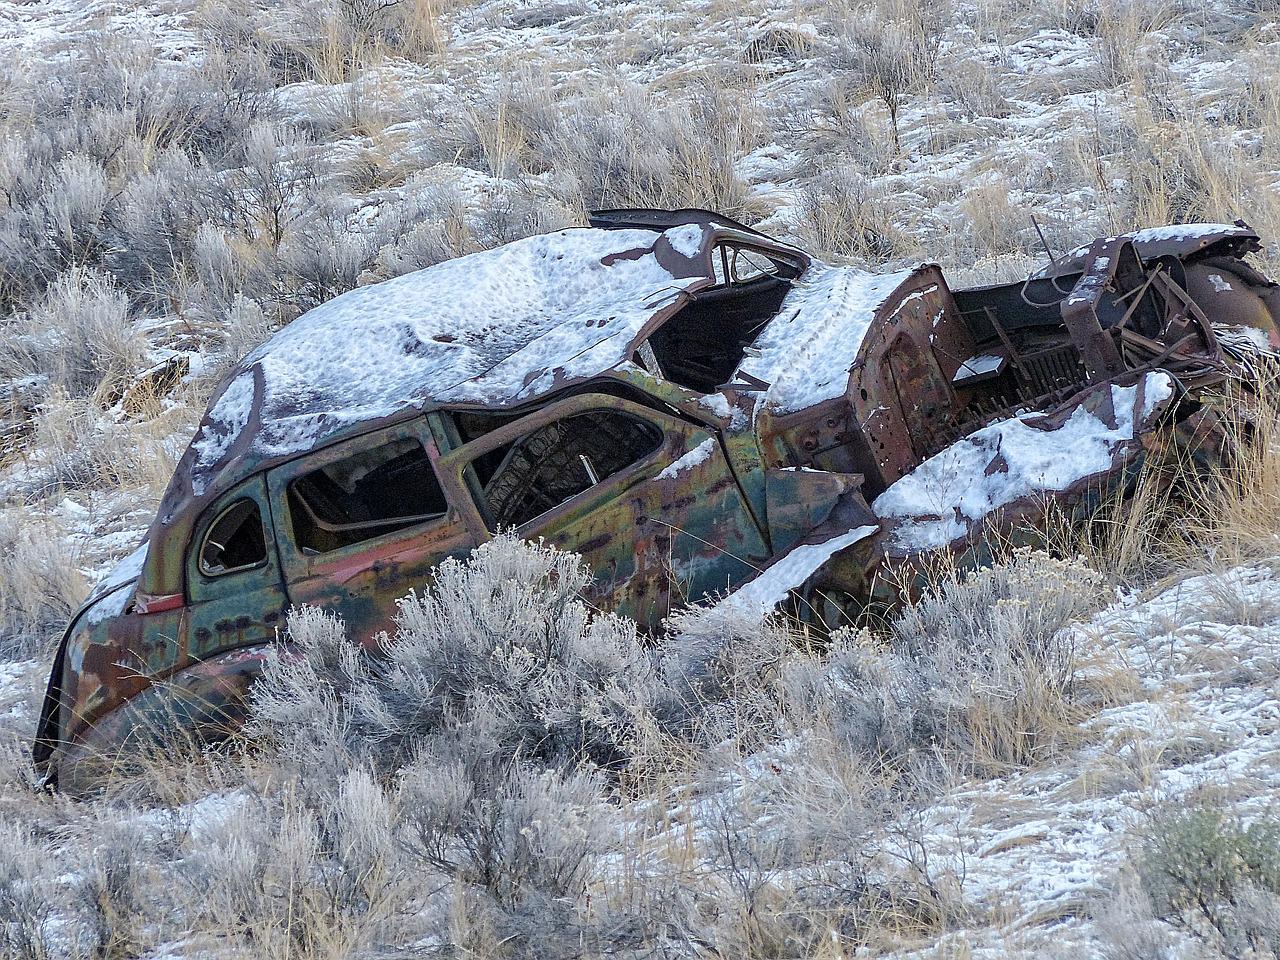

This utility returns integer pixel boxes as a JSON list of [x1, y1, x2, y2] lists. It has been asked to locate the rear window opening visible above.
[[642, 241, 804, 393], [199, 499, 267, 576], [288, 436, 447, 553], [472, 410, 664, 530]]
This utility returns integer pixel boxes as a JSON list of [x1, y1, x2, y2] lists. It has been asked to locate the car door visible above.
[[185, 474, 288, 662], [265, 417, 477, 646], [440, 394, 771, 631]]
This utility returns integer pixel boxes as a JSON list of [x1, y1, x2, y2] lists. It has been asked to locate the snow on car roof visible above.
[[184, 224, 714, 496]]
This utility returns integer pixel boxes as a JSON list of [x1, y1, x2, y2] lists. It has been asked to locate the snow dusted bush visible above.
[[103, 148, 235, 311], [398, 758, 613, 911], [248, 537, 646, 955], [179, 784, 418, 955], [656, 603, 807, 755], [253, 534, 659, 778], [0, 39, 273, 308], [215, 296, 278, 368], [799, 550, 1113, 778], [0, 269, 146, 403], [0, 514, 87, 659], [277, 200, 382, 311], [0, 821, 59, 960]]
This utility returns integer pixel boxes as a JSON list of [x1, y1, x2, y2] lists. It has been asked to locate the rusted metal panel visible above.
[[1061, 237, 1130, 380], [53, 645, 277, 794], [1031, 222, 1266, 280]]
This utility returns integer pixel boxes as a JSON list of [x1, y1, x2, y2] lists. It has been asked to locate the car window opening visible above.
[[476, 410, 664, 530], [288, 435, 447, 553], [200, 499, 267, 576], [646, 241, 803, 393]]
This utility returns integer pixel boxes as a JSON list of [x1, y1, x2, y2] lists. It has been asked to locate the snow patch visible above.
[[1130, 223, 1245, 244], [1216, 322, 1275, 352], [189, 371, 256, 495], [718, 525, 878, 615], [655, 438, 716, 481], [953, 353, 1006, 383], [874, 373, 1173, 551], [696, 392, 747, 428], [85, 582, 135, 625], [665, 223, 705, 260], [85, 540, 148, 604], [736, 263, 915, 415]]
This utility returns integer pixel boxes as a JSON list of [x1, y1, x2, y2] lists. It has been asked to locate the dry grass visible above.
[[0, 0, 1278, 956], [1174, 378, 1280, 567], [0, 516, 88, 660]]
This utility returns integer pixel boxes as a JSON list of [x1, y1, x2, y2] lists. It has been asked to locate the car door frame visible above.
[[184, 473, 288, 662], [436, 392, 771, 626], [263, 415, 478, 644]]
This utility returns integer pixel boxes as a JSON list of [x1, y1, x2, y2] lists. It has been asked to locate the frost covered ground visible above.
[[0, 0, 1278, 955], [918, 566, 1280, 956]]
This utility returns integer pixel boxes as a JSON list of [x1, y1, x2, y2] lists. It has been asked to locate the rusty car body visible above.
[[35, 209, 1280, 791]]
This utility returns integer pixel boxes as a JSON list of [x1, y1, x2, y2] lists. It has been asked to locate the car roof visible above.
[[180, 223, 724, 501], [147, 215, 806, 541]]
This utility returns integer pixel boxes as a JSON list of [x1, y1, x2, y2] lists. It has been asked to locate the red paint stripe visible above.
[[135, 593, 185, 614]]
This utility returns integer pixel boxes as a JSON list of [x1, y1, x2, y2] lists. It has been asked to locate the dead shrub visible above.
[[828, 4, 942, 157], [0, 269, 146, 403], [17, 391, 181, 500], [794, 169, 912, 263]]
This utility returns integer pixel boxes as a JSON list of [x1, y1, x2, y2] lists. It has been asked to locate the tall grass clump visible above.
[[0, 514, 87, 660], [1166, 373, 1280, 567]]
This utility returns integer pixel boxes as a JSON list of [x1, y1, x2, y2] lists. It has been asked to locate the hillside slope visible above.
[[0, 0, 1278, 956]]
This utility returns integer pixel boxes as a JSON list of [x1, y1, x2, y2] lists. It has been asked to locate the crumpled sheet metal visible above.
[[34, 208, 1280, 793]]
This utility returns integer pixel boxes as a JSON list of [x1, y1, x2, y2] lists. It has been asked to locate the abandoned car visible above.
[[35, 208, 1280, 790]]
